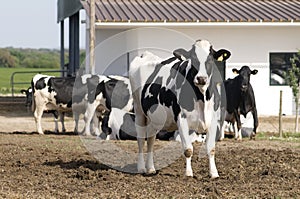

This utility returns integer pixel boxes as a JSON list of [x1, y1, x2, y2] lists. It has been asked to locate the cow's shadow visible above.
[[43, 159, 110, 171]]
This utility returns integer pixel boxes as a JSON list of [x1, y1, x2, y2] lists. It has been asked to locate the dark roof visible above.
[[81, 0, 300, 23]]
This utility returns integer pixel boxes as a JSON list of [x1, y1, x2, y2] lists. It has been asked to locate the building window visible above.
[[270, 52, 296, 85]]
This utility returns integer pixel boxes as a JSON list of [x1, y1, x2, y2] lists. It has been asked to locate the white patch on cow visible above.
[[194, 40, 212, 94]]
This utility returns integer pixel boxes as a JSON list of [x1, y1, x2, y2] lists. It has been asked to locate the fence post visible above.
[[279, 90, 283, 137]]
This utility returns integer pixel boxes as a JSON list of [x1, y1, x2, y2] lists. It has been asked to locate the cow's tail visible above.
[[31, 78, 35, 113]]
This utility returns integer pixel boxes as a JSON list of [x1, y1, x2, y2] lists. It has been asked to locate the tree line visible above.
[[0, 47, 85, 68]]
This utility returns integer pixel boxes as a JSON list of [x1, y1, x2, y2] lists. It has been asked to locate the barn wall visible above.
[[89, 25, 300, 116]]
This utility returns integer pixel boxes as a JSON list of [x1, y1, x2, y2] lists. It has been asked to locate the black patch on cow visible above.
[[48, 77, 75, 107], [86, 75, 100, 103], [95, 77, 130, 110], [35, 77, 47, 90], [73, 75, 92, 104], [118, 112, 137, 140]]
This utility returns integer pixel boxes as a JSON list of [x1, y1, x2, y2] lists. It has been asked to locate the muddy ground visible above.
[[0, 97, 300, 198]]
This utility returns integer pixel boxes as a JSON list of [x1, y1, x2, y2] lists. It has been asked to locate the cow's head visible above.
[[232, 66, 258, 92], [21, 87, 32, 107], [173, 40, 231, 94]]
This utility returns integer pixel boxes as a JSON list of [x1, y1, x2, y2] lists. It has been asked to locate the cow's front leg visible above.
[[83, 103, 97, 136], [234, 111, 242, 140], [177, 115, 193, 177], [205, 125, 219, 178]]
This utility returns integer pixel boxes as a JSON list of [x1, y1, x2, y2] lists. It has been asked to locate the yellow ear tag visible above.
[[217, 55, 224, 62]]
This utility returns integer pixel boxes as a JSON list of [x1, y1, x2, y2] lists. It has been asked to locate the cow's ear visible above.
[[232, 68, 239, 74], [214, 49, 231, 62], [251, 69, 258, 75], [173, 48, 189, 61]]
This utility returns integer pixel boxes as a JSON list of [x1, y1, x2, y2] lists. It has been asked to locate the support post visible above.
[[60, 20, 65, 77], [279, 90, 283, 138], [89, 0, 96, 74]]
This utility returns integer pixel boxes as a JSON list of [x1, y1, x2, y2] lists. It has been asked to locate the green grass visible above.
[[0, 68, 62, 94], [257, 131, 300, 142]]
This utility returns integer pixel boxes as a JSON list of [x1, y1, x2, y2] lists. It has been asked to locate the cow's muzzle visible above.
[[241, 85, 248, 92], [195, 76, 207, 86]]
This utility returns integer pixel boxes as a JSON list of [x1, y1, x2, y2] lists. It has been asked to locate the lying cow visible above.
[[98, 108, 203, 142], [82, 75, 133, 136], [220, 66, 258, 140], [129, 40, 231, 178]]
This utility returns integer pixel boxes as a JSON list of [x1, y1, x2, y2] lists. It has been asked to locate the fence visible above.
[[10, 70, 67, 98]]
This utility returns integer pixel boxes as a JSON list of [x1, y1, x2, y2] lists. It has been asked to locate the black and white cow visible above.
[[98, 108, 203, 142], [129, 40, 231, 178], [83, 75, 134, 136], [22, 86, 64, 132], [31, 74, 77, 134], [220, 66, 258, 140]]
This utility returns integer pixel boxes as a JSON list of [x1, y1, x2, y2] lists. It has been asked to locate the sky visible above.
[[0, 0, 86, 49]]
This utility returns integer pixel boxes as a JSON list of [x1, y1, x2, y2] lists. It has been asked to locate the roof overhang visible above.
[[94, 21, 300, 29]]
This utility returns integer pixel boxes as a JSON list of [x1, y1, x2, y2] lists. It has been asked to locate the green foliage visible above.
[[0, 68, 62, 94], [286, 51, 300, 98], [0, 48, 86, 69]]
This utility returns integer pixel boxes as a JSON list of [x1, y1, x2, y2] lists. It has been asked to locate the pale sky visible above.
[[0, 0, 86, 49]]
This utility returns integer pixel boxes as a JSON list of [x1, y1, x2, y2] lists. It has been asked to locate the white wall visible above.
[[88, 25, 300, 116]]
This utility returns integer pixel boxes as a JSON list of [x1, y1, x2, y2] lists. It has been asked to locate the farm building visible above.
[[58, 0, 300, 116]]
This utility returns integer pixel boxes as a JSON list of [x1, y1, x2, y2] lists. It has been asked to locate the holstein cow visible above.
[[129, 40, 231, 178], [32, 74, 76, 134], [83, 75, 134, 136], [220, 66, 258, 140], [22, 86, 64, 132]]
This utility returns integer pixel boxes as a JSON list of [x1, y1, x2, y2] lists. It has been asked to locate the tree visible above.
[[286, 51, 300, 132]]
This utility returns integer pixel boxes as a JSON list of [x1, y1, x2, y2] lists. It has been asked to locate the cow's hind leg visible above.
[[146, 133, 156, 174], [136, 114, 146, 173], [60, 112, 66, 133], [34, 104, 45, 134]]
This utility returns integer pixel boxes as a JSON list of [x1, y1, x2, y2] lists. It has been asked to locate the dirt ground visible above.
[[0, 97, 300, 198]]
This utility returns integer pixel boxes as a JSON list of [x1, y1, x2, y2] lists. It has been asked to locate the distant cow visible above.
[[129, 40, 231, 178], [82, 75, 134, 136], [31, 74, 76, 134], [21, 86, 63, 133], [220, 66, 258, 140]]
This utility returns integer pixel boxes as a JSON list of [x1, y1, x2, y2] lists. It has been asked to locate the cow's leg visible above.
[[93, 114, 101, 136], [135, 113, 146, 173], [60, 112, 66, 133], [177, 115, 193, 177], [205, 126, 219, 179], [234, 111, 242, 140], [73, 112, 79, 134], [251, 108, 258, 139], [53, 111, 59, 133], [83, 103, 97, 136], [146, 133, 156, 174], [33, 104, 45, 134]]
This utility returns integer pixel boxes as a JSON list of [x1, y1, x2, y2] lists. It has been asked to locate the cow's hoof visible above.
[[250, 132, 256, 140], [210, 173, 219, 179], [147, 168, 156, 174], [185, 170, 193, 177]]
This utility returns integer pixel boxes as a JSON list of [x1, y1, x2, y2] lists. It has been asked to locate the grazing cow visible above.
[[31, 74, 76, 134], [83, 75, 134, 136], [220, 66, 258, 140], [129, 40, 231, 178]]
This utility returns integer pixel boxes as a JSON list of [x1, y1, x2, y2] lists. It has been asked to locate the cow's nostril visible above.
[[196, 76, 207, 85]]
